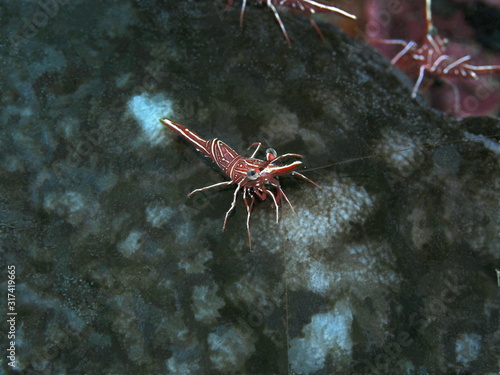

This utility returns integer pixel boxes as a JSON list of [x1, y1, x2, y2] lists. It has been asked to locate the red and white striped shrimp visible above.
[[160, 117, 320, 247], [226, 0, 356, 45], [370, 0, 500, 114], [374, 33, 500, 100], [161, 118, 500, 247]]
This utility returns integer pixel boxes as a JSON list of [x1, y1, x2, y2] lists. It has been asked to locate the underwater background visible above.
[[1, 0, 499, 374]]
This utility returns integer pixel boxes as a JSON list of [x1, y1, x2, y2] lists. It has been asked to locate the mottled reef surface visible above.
[[1, 1, 499, 374]]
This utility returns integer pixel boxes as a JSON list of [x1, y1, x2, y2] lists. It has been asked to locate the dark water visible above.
[[1, 0, 499, 374]]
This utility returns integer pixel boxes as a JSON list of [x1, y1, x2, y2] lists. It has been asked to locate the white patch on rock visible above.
[[464, 131, 500, 155], [118, 230, 143, 257], [166, 353, 200, 375], [58, 116, 80, 139], [115, 72, 132, 89], [263, 177, 375, 250], [127, 93, 173, 145], [407, 206, 433, 250], [225, 273, 281, 312], [95, 172, 118, 192], [455, 333, 481, 365], [191, 283, 225, 324], [178, 250, 212, 274], [207, 325, 256, 371], [98, 3, 136, 37], [289, 300, 353, 374], [29, 46, 67, 79], [375, 129, 424, 177], [146, 205, 175, 228], [2, 154, 24, 172], [43, 190, 100, 227], [260, 105, 326, 154], [285, 241, 398, 298], [145, 204, 196, 244]]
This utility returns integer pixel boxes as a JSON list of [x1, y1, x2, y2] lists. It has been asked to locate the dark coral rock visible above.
[[1, 0, 499, 374]]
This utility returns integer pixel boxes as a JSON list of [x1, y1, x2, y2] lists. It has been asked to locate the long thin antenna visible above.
[[285, 270, 290, 375], [425, 0, 436, 35], [301, 134, 500, 174]]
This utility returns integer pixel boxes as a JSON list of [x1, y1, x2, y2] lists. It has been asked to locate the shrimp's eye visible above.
[[247, 170, 259, 180], [266, 148, 277, 162]]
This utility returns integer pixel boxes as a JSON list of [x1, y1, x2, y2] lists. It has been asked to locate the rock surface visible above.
[[1, 0, 499, 374]]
